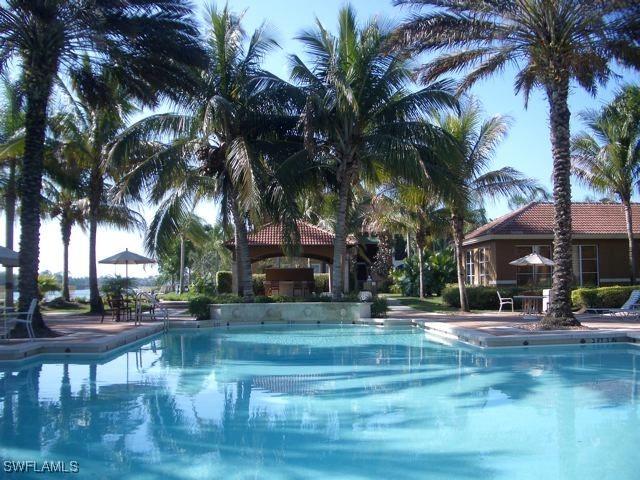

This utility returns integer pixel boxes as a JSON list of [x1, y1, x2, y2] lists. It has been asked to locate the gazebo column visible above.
[[328, 266, 332, 293]]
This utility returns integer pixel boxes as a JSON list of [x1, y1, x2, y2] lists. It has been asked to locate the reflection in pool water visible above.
[[0, 325, 639, 479]]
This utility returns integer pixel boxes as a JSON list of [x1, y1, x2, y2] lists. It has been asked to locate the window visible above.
[[573, 245, 598, 286], [465, 250, 475, 285], [478, 248, 489, 286], [516, 245, 552, 287]]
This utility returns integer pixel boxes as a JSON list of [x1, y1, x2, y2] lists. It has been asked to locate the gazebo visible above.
[[226, 221, 358, 295]]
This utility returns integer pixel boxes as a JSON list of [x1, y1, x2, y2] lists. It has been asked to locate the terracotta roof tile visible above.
[[466, 202, 640, 240], [229, 220, 357, 247]]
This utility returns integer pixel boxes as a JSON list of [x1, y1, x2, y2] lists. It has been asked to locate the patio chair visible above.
[[102, 295, 133, 323], [2, 299, 37, 340], [583, 290, 640, 318], [267, 281, 280, 296], [135, 295, 169, 329], [497, 291, 514, 312]]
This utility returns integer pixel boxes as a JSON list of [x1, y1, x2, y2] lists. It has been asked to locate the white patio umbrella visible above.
[[509, 252, 555, 266], [99, 248, 156, 290], [0, 245, 19, 267]]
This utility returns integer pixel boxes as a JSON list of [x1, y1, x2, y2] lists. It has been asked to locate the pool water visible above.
[[1, 325, 639, 479]]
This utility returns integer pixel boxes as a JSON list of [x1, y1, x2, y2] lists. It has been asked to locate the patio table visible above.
[[514, 295, 544, 315]]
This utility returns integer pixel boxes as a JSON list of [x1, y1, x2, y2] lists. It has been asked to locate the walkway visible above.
[[386, 297, 640, 348]]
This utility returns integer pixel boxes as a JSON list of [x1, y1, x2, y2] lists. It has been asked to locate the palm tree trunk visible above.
[[88, 167, 103, 314], [178, 234, 185, 294], [452, 214, 469, 312], [230, 200, 253, 302], [417, 240, 425, 299], [544, 79, 579, 326], [61, 220, 72, 302], [331, 172, 351, 300], [4, 158, 16, 308], [18, 81, 53, 331], [623, 199, 636, 284]]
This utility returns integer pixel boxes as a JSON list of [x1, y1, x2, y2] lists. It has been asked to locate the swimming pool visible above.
[[1, 325, 638, 479]]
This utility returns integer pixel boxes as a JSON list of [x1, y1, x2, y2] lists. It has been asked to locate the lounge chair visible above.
[[583, 290, 640, 318], [1, 299, 37, 340], [497, 291, 514, 312]]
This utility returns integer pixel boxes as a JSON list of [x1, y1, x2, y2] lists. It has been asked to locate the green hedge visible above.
[[315, 273, 330, 293], [216, 271, 233, 293], [442, 285, 542, 310], [571, 285, 640, 309], [252, 274, 265, 295]]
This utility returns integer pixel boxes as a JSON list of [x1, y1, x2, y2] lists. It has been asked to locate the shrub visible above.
[[190, 276, 216, 296], [252, 274, 266, 295], [371, 297, 388, 318], [571, 285, 640, 309], [188, 295, 213, 320], [391, 248, 456, 297], [38, 273, 61, 299], [314, 273, 330, 293], [101, 275, 135, 298], [211, 294, 242, 304], [442, 285, 543, 310], [216, 271, 232, 293]]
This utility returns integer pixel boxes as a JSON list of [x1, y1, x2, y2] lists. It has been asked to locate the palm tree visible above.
[[392, 0, 640, 323], [115, 4, 303, 302], [44, 183, 87, 302], [54, 64, 149, 313], [434, 100, 539, 312], [572, 85, 640, 283], [0, 0, 204, 330], [292, 5, 457, 300], [0, 78, 24, 308], [365, 185, 449, 298], [146, 211, 209, 294]]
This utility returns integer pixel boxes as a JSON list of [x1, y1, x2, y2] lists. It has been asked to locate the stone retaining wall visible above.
[[209, 302, 370, 323]]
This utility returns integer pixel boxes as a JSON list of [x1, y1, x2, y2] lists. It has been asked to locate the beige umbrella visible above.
[[99, 248, 156, 290], [0, 245, 19, 267], [509, 252, 555, 266]]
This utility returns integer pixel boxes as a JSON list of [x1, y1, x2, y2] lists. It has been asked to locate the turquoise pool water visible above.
[[1, 325, 639, 479]]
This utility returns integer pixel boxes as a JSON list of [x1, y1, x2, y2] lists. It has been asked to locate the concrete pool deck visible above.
[[385, 300, 640, 348], [2, 302, 640, 363]]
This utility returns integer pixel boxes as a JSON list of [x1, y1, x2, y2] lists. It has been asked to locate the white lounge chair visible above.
[[2, 299, 37, 340], [583, 290, 640, 318], [497, 291, 514, 312]]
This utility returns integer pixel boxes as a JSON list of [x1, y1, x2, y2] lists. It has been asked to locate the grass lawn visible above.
[[381, 293, 457, 313]]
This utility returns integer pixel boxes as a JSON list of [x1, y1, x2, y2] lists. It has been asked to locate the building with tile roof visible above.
[[462, 202, 639, 288], [226, 220, 368, 295]]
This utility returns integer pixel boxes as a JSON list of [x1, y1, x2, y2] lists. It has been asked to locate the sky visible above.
[[1, 0, 637, 278]]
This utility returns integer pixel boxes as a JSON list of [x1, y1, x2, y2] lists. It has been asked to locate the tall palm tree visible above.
[[366, 185, 449, 298], [43, 182, 87, 302], [0, 78, 24, 308], [572, 85, 640, 283], [55, 64, 149, 313], [146, 211, 209, 294], [434, 100, 539, 311], [392, 0, 640, 323], [292, 5, 458, 300], [115, 4, 303, 302], [0, 0, 204, 330]]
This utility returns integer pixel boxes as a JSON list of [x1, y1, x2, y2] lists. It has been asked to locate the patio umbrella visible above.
[[0, 245, 19, 267], [509, 252, 555, 266], [99, 248, 156, 290]]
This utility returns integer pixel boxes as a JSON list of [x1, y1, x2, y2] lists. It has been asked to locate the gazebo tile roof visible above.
[[234, 220, 357, 247]]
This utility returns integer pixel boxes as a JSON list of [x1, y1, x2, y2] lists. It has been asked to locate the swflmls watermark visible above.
[[3, 460, 79, 474]]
